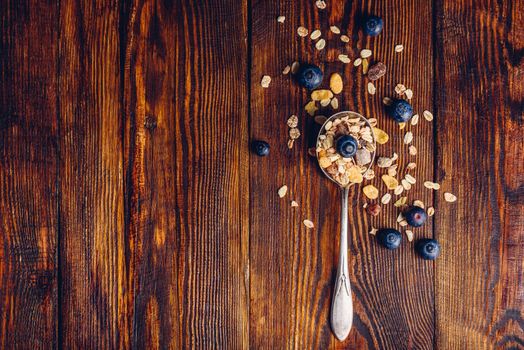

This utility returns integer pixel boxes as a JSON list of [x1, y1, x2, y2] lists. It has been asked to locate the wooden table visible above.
[[0, 0, 522, 349]]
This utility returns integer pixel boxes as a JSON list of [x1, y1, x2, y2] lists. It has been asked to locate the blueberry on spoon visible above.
[[377, 228, 402, 250], [296, 64, 323, 90], [386, 99, 413, 123], [404, 206, 428, 227], [251, 140, 270, 156], [415, 239, 441, 260], [363, 15, 383, 36], [336, 135, 358, 158]]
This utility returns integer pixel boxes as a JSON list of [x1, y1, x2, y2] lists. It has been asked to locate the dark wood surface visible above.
[[0, 0, 522, 349]]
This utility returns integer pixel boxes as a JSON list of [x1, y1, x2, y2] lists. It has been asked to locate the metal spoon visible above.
[[316, 111, 376, 341]]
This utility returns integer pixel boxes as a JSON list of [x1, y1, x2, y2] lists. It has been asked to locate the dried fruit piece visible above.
[[305, 101, 318, 116], [261, 75, 271, 88], [368, 62, 387, 81], [278, 185, 288, 198], [395, 44, 404, 52], [394, 196, 408, 207], [381, 193, 392, 204], [367, 82, 376, 95], [347, 166, 363, 183], [303, 219, 315, 228], [340, 34, 350, 42], [287, 115, 298, 128], [291, 200, 299, 207], [362, 59, 369, 74], [330, 73, 343, 94], [330, 25, 341, 34], [360, 49, 372, 58], [363, 185, 379, 199], [311, 89, 334, 101], [310, 29, 322, 40], [297, 26, 309, 37], [318, 157, 332, 168], [444, 192, 457, 202], [373, 128, 389, 144], [315, 38, 326, 50], [366, 203, 381, 216], [338, 54, 351, 63], [382, 174, 399, 190], [423, 110, 434, 121]]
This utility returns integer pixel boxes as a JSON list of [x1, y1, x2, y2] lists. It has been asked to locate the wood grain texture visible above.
[[249, 0, 435, 349], [434, 0, 524, 349], [58, 1, 126, 348], [123, 0, 249, 348], [0, 1, 59, 348]]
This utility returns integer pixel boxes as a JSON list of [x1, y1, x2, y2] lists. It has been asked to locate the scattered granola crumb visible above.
[[395, 44, 404, 53], [330, 25, 341, 34], [303, 219, 315, 228], [444, 192, 457, 202], [261, 75, 271, 88], [297, 26, 309, 37], [291, 200, 299, 207], [277, 16, 286, 23], [278, 185, 288, 198]]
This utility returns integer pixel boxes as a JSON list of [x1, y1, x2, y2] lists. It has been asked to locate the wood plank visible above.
[[122, 0, 249, 348], [434, 0, 524, 348], [249, 0, 435, 348], [57, 1, 127, 348], [0, 1, 59, 348]]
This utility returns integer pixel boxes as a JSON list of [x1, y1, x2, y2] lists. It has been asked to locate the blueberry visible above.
[[415, 239, 441, 260], [404, 206, 428, 227], [363, 15, 383, 36], [336, 135, 358, 158], [251, 140, 270, 156], [377, 228, 402, 250], [386, 99, 413, 123], [296, 64, 323, 90]]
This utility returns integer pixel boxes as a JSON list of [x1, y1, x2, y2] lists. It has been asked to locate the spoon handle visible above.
[[330, 187, 353, 341]]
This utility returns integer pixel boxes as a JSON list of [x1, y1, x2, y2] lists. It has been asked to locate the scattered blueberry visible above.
[[336, 135, 359, 158], [386, 99, 413, 122], [377, 228, 402, 250], [363, 15, 383, 37], [296, 64, 323, 90], [415, 239, 441, 260], [404, 206, 428, 227], [251, 140, 270, 156]]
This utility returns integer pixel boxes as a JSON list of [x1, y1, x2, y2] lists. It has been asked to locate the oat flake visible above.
[[297, 26, 309, 37], [444, 192, 457, 202], [367, 82, 376, 95], [353, 58, 362, 67], [303, 219, 315, 228], [411, 114, 419, 125], [360, 49, 372, 58], [338, 54, 351, 63], [395, 44, 404, 53], [287, 115, 298, 128], [381, 193, 392, 204], [413, 200, 425, 208], [404, 131, 413, 144], [427, 207, 435, 216], [409, 145, 417, 155], [315, 38, 326, 50], [261, 75, 271, 88], [291, 61, 300, 74], [277, 16, 286, 23], [291, 200, 299, 207], [331, 97, 339, 109], [315, 0, 326, 9], [395, 83, 407, 95], [330, 26, 341, 34], [383, 97, 393, 106], [406, 230, 414, 242], [310, 29, 322, 40], [278, 185, 288, 198], [423, 110, 434, 121], [340, 34, 350, 43], [405, 89, 413, 99]]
